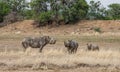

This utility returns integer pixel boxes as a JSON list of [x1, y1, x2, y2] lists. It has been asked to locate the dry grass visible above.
[[0, 34, 120, 71], [1, 20, 120, 72], [0, 48, 120, 69]]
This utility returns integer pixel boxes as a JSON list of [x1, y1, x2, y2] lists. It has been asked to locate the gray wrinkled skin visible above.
[[64, 40, 79, 54], [22, 36, 56, 52], [87, 43, 99, 51], [49, 38, 56, 44]]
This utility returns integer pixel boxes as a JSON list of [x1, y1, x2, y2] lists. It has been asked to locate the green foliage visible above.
[[107, 3, 120, 20], [0, 1, 10, 22], [8, 0, 28, 13], [30, 0, 88, 26], [0, 0, 29, 22], [87, 1, 120, 20], [37, 11, 52, 23], [3, 0, 120, 27], [30, 0, 50, 25], [30, 0, 47, 16], [23, 9, 34, 19], [62, 0, 88, 23], [2, 0, 29, 18], [87, 1, 107, 20]]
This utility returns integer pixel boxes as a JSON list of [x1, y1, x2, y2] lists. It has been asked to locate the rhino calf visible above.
[[87, 43, 99, 51], [64, 40, 79, 54]]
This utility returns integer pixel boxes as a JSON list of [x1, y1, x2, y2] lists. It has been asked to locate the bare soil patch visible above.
[[0, 20, 120, 36]]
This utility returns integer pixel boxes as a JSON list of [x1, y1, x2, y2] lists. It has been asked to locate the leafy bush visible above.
[[87, 1, 107, 20], [36, 11, 52, 26], [107, 3, 120, 20], [0, 1, 10, 22], [62, 0, 88, 23], [30, 0, 88, 26]]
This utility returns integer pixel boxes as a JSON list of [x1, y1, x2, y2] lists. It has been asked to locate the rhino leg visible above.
[[39, 45, 44, 52], [22, 42, 28, 51], [68, 48, 71, 54]]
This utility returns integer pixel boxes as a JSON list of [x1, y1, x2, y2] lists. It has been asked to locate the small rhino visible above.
[[87, 43, 99, 51], [64, 40, 79, 54]]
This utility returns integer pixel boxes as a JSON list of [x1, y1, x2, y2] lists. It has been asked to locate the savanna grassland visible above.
[[0, 20, 120, 72], [0, 35, 120, 72]]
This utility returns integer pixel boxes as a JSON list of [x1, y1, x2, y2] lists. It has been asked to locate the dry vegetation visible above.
[[0, 49, 120, 66], [0, 47, 120, 72], [0, 35, 120, 72], [0, 20, 120, 72]]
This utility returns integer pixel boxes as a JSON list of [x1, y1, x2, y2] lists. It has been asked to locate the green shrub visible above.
[[0, 1, 10, 22], [36, 11, 52, 26]]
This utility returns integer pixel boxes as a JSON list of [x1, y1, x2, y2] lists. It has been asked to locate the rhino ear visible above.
[[87, 43, 90, 46], [46, 36, 50, 38], [68, 40, 71, 42]]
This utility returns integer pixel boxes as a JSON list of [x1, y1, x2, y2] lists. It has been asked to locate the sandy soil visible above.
[[0, 20, 120, 36]]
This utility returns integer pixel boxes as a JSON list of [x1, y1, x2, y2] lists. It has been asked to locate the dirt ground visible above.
[[0, 20, 120, 36], [0, 20, 120, 72]]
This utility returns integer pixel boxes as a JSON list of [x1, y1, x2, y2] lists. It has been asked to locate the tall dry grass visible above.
[[0, 48, 119, 68]]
